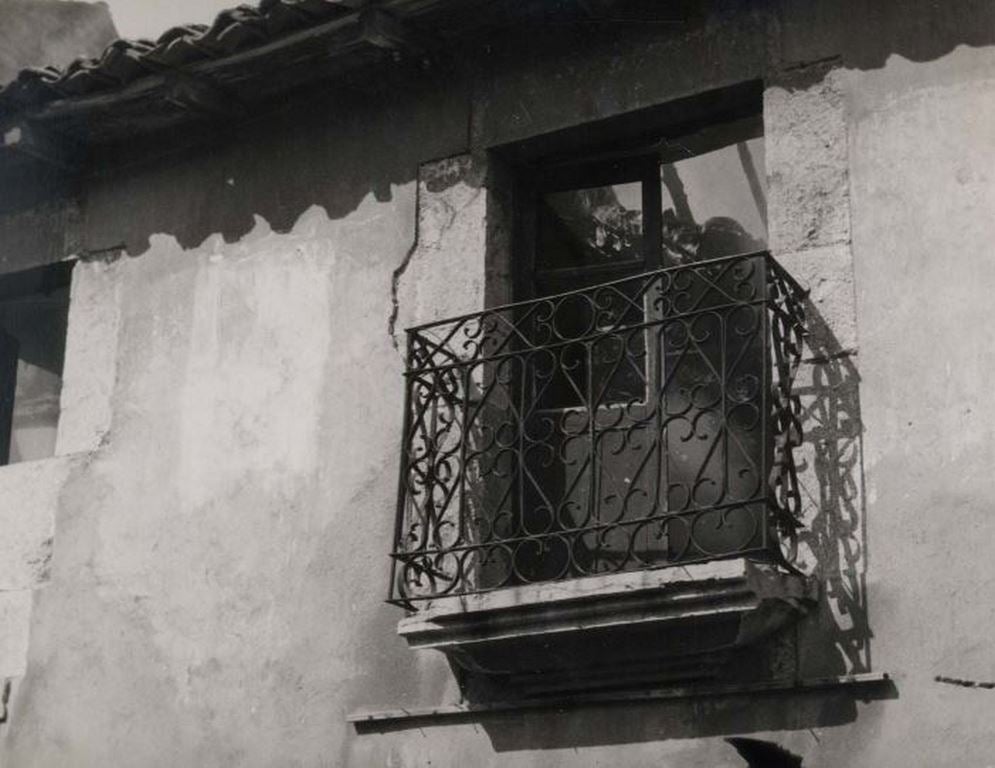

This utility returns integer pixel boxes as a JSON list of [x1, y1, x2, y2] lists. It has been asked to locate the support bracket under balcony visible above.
[[397, 559, 818, 696]]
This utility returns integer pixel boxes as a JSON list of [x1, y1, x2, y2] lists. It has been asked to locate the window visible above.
[[388, 100, 815, 698], [0, 262, 72, 465]]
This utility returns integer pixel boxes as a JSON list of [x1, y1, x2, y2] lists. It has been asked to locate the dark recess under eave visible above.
[[0, 0, 676, 167], [0, 0, 505, 164]]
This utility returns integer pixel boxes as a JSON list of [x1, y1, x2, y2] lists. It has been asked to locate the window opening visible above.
[[389, 106, 808, 606], [514, 119, 769, 581], [0, 262, 73, 465]]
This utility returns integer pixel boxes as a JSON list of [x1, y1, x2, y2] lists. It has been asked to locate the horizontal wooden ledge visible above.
[[348, 672, 893, 729]]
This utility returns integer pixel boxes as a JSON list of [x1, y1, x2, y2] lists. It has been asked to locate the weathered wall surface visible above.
[[0, 0, 116, 85], [0, 75, 471, 767], [0, 0, 992, 766], [844, 43, 995, 766]]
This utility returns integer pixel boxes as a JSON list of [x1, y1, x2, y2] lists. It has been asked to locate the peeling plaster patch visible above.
[[77, 244, 126, 264], [391, 155, 488, 350], [25, 539, 53, 585]]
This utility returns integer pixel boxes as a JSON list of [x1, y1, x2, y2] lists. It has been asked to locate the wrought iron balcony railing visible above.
[[389, 252, 807, 606]]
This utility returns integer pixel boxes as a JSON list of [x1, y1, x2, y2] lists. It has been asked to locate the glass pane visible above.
[[660, 136, 767, 263], [537, 182, 644, 272]]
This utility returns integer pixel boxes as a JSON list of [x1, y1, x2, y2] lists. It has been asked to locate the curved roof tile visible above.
[[0, 0, 354, 121]]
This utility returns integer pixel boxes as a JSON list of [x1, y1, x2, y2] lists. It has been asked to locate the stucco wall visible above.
[[0, 74, 471, 766], [0, 0, 993, 766]]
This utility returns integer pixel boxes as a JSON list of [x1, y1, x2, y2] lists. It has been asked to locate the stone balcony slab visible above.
[[398, 559, 818, 695]]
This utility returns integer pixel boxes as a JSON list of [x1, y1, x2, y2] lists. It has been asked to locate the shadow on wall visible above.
[[479, 693, 858, 751], [362, 272, 896, 751], [78, 62, 470, 259], [52, 0, 995, 260], [794, 304, 872, 680], [778, 0, 995, 73], [353, 679, 895, 750], [472, 304, 893, 753]]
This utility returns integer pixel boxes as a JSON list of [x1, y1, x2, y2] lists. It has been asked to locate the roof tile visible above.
[[0, 0, 358, 122]]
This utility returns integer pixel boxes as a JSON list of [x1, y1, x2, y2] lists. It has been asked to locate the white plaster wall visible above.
[[841, 45, 995, 767], [0, 190, 469, 766]]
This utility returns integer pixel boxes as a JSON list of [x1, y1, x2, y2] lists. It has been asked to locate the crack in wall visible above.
[[387, 180, 420, 353], [386, 175, 483, 353], [935, 675, 995, 690]]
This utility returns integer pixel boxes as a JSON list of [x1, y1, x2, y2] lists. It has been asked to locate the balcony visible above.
[[390, 252, 813, 691]]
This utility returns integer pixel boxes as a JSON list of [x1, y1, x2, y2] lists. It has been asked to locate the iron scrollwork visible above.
[[389, 252, 808, 606]]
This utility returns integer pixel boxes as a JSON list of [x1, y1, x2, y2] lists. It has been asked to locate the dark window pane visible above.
[[537, 182, 644, 272]]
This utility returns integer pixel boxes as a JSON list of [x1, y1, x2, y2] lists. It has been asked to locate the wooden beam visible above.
[[1, 122, 83, 169]]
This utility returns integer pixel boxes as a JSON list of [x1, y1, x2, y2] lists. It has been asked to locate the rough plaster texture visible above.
[[0, 590, 32, 678], [776, 244, 858, 355], [765, 66, 852, 254], [0, 454, 84, 682], [0, 0, 116, 85], [55, 259, 121, 455], [844, 44, 995, 767], [763, 52, 867, 692], [0, 456, 80, 593], [0, 1, 993, 766], [0, 72, 470, 767], [474, 3, 769, 148], [393, 155, 488, 345], [2, 203, 430, 767]]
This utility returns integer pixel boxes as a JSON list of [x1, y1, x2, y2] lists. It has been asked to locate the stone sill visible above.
[[348, 672, 892, 730], [399, 558, 817, 652], [396, 559, 818, 693]]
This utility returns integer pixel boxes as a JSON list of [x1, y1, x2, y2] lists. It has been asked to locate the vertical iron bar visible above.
[[389, 331, 417, 604], [721, 285, 729, 509], [761, 256, 771, 554], [456, 359, 472, 589], [517, 343, 527, 565], [587, 339, 597, 573]]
